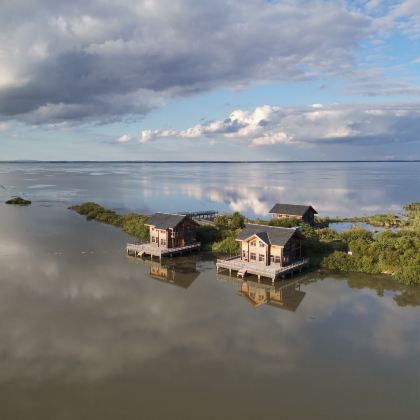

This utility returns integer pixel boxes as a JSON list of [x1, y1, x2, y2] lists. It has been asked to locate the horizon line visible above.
[[0, 160, 419, 163]]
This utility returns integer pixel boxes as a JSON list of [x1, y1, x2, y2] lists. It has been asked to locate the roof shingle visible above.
[[145, 213, 188, 229], [236, 224, 304, 246], [269, 203, 317, 216]]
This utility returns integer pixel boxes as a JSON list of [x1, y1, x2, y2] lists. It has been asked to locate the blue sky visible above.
[[0, 0, 420, 160]]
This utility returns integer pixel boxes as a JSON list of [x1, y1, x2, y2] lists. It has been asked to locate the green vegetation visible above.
[[325, 214, 400, 227], [253, 216, 303, 228], [305, 203, 420, 285], [69, 202, 149, 241], [403, 202, 420, 231], [199, 211, 245, 254], [212, 236, 240, 254], [70, 202, 420, 285], [5, 196, 31, 205]]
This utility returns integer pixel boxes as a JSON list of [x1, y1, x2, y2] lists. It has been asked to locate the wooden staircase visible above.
[[237, 268, 247, 278]]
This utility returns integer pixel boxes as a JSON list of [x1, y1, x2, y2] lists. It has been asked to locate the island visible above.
[[69, 201, 420, 286], [5, 196, 31, 205]]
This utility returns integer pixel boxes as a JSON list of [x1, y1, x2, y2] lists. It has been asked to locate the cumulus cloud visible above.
[[139, 103, 420, 146], [0, 0, 371, 124]]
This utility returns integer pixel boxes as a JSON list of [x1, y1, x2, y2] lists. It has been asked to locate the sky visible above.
[[0, 0, 420, 161]]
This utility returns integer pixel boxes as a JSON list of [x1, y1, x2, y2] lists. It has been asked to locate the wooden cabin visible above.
[[236, 224, 305, 267], [269, 203, 318, 226], [145, 213, 199, 248]]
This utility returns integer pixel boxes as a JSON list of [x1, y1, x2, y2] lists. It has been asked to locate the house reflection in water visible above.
[[147, 260, 199, 289], [240, 281, 305, 311], [218, 275, 306, 311]]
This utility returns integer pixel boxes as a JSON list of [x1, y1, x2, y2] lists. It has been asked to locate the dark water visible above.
[[0, 162, 419, 419]]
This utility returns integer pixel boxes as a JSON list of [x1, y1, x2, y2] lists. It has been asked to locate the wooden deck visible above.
[[126, 242, 201, 261], [216, 256, 309, 283]]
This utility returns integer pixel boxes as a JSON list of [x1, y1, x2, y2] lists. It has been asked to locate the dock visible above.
[[126, 242, 201, 261], [179, 210, 218, 220], [216, 256, 309, 283]]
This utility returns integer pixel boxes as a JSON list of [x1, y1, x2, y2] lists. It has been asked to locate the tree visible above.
[[230, 211, 245, 230]]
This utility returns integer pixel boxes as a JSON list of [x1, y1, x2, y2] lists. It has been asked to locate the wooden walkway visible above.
[[180, 210, 218, 220], [126, 242, 201, 261], [216, 256, 309, 283]]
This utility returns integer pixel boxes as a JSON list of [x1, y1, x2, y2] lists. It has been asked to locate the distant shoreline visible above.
[[1, 160, 419, 164]]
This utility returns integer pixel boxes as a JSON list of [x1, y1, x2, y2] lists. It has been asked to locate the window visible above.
[[275, 256, 281, 264], [160, 239, 166, 246], [242, 250, 247, 257], [152, 237, 155, 243], [250, 252, 256, 261], [250, 240, 256, 247], [270, 255, 274, 262], [259, 241, 265, 247], [259, 254, 265, 262]]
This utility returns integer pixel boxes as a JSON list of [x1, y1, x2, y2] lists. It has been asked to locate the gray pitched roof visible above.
[[269, 203, 317, 216], [255, 231, 270, 244], [236, 224, 304, 246], [145, 213, 188, 229]]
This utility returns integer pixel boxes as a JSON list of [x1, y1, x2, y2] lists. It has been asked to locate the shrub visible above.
[[321, 251, 357, 272], [70, 202, 149, 241], [212, 236, 240, 255], [197, 225, 222, 245], [122, 213, 149, 241], [214, 215, 229, 230], [230, 211, 246, 229], [340, 227, 373, 244], [395, 262, 420, 285], [269, 217, 303, 228]]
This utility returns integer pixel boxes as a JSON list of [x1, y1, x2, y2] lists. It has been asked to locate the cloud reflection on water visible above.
[[0, 162, 419, 393], [1, 162, 418, 217]]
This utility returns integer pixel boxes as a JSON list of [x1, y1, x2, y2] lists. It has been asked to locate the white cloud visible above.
[[117, 134, 132, 143], [372, 0, 420, 38], [0, 0, 418, 128], [139, 103, 420, 147], [0, 0, 371, 124]]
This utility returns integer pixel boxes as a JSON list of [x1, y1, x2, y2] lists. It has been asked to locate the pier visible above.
[[216, 256, 309, 283], [126, 242, 201, 262], [179, 210, 218, 220]]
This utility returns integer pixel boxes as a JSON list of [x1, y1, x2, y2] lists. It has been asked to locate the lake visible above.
[[0, 162, 419, 420]]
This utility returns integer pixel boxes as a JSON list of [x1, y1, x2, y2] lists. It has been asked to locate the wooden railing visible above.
[[216, 257, 309, 275], [127, 241, 201, 255]]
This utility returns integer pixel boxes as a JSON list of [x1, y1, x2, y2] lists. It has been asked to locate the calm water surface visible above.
[[0, 162, 419, 420], [1, 161, 419, 217]]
